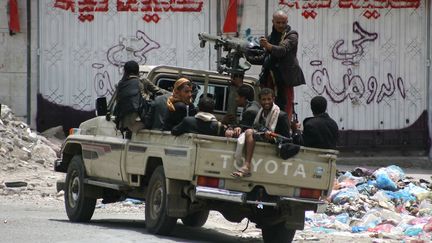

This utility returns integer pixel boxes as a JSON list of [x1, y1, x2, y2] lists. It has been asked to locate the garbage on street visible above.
[[303, 165, 432, 242]]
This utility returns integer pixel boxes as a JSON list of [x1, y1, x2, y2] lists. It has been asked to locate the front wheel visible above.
[[181, 210, 209, 227], [145, 166, 177, 235], [261, 222, 296, 243], [64, 155, 96, 222]]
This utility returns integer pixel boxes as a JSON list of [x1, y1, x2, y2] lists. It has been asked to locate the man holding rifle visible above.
[[228, 88, 290, 178]]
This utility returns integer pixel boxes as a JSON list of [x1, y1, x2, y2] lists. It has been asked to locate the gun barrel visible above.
[[198, 33, 224, 44]]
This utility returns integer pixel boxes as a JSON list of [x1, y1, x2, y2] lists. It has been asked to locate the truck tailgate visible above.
[[193, 135, 337, 196]]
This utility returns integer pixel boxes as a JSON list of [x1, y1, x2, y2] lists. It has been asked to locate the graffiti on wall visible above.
[[310, 65, 406, 104], [54, 0, 204, 23], [332, 22, 377, 66], [310, 21, 406, 104], [93, 30, 160, 97], [279, 0, 420, 19]]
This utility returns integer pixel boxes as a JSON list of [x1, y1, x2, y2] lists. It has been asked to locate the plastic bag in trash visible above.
[[423, 218, 432, 232], [404, 183, 428, 198], [335, 212, 350, 224], [351, 226, 367, 233], [404, 226, 423, 236], [375, 172, 398, 191], [383, 190, 416, 203], [373, 165, 405, 182], [338, 171, 365, 186], [332, 187, 360, 204], [368, 223, 394, 233]]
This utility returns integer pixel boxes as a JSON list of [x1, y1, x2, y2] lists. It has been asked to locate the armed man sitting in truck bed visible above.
[[171, 95, 226, 136], [230, 88, 290, 178]]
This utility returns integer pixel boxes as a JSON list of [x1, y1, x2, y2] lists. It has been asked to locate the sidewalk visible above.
[[338, 155, 432, 169], [336, 164, 432, 181]]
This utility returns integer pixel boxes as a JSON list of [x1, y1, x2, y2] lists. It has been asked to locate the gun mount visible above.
[[198, 33, 259, 75]]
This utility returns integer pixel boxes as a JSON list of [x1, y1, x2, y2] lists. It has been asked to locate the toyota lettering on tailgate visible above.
[[220, 155, 306, 178]]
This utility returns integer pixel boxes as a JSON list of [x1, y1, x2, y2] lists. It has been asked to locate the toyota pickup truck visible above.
[[54, 65, 338, 243]]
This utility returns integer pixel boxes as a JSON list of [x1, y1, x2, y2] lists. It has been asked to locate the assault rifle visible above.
[[198, 33, 260, 75]]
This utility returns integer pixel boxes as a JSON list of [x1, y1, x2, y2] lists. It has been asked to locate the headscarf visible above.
[[166, 78, 192, 111]]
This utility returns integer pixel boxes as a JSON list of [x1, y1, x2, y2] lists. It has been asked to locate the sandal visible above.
[[231, 167, 251, 178]]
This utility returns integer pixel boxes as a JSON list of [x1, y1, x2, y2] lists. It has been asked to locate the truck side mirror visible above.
[[95, 97, 107, 116]]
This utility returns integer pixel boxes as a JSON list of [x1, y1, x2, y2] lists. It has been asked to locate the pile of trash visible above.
[[0, 104, 62, 198], [305, 165, 432, 241]]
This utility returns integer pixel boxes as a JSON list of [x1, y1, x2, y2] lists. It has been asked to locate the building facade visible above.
[[0, 0, 431, 156]]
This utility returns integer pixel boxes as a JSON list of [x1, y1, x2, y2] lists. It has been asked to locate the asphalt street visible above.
[[0, 202, 261, 243]]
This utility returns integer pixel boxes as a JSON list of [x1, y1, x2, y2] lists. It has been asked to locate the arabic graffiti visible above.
[[106, 30, 160, 67], [278, 0, 420, 19], [310, 65, 406, 104], [92, 63, 114, 97], [93, 30, 160, 96], [54, 0, 204, 23], [310, 20, 406, 104], [332, 21, 378, 66]]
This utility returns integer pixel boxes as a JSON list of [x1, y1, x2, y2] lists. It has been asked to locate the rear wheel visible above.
[[64, 155, 96, 222], [181, 210, 209, 227], [261, 222, 296, 243], [145, 166, 177, 235]]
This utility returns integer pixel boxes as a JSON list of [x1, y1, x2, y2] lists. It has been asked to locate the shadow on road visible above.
[[50, 218, 262, 243]]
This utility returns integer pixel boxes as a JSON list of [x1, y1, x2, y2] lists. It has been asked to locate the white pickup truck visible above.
[[54, 65, 338, 243]]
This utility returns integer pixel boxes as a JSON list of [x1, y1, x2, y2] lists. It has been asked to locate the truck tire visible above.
[[145, 166, 177, 235], [261, 222, 296, 243], [64, 155, 96, 222], [181, 210, 209, 227]]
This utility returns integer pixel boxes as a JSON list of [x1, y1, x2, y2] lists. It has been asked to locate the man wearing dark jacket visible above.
[[114, 60, 146, 134], [247, 10, 305, 121], [172, 96, 225, 136], [293, 96, 339, 149]]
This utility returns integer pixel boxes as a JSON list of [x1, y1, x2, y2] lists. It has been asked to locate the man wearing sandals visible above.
[[225, 84, 260, 138], [231, 88, 290, 178]]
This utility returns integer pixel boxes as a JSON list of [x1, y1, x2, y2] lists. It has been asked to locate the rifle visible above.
[[254, 131, 292, 143], [292, 102, 299, 125], [198, 33, 260, 75]]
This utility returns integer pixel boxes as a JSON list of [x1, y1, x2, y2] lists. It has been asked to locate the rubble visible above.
[[304, 165, 432, 242], [0, 104, 62, 200]]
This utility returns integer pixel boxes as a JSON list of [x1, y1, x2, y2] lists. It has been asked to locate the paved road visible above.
[[0, 201, 261, 243]]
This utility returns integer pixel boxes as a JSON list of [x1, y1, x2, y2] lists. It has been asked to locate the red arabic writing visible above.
[[54, 0, 203, 23], [339, 0, 420, 9], [279, 0, 420, 19]]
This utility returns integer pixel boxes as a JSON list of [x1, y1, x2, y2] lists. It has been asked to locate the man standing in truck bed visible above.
[[247, 10, 305, 121]]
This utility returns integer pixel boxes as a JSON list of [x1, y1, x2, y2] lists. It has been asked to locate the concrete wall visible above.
[[0, 0, 38, 125]]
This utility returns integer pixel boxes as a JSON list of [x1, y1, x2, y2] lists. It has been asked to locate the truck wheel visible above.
[[145, 166, 177, 235], [64, 155, 96, 222], [261, 222, 296, 243], [181, 210, 209, 227]]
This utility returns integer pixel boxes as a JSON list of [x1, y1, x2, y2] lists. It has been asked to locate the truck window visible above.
[[156, 78, 229, 114]]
